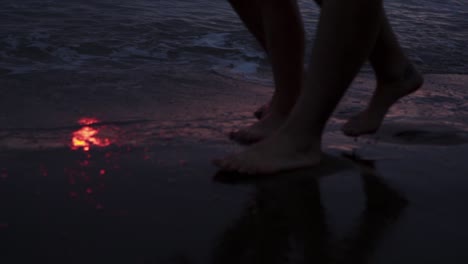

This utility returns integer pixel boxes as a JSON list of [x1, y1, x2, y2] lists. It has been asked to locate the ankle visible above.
[[267, 104, 293, 118], [269, 91, 300, 116], [279, 129, 322, 153]]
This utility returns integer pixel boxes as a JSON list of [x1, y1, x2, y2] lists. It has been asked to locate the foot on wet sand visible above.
[[215, 133, 321, 174], [342, 66, 424, 137], [230, 112, 287, 145], [254, 102, 270, 120]]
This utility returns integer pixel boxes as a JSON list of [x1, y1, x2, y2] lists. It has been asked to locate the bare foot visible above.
[[230, 112, 287, 145], [215, 132, 321, 174], [342, 66, 424, 136]]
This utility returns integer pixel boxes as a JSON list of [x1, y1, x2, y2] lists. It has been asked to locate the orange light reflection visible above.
[[78, 117, 99, 126], [71, 118, 111, 152]]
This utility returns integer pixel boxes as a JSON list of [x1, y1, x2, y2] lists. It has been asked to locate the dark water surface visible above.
[[1, 0, 467, 77]]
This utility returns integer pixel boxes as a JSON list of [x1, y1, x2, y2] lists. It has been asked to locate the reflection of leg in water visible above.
[[212, 171, 329, 264], [337, 154, 408, 263], [343, 153, 408, 211], [228, 0, 304, 145], [285, 179, 331, 264], [211, 204, 267, 264], [212, 186, 291, 264], [214, 159, 407, 264]]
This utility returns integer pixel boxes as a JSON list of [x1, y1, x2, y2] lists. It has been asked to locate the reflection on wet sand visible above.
[[213, 154, 408, 263], [71, 117, 113, 152]]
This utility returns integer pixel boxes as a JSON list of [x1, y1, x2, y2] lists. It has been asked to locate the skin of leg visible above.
[[282, 0, 383, 140], [227, 0, 267, 51], [229, 0, 422, 140], [259, 0, 305, 115], [228, 0, 306, 144], [239, 0, 414, 120], [340, 11, 424, 136], [298, 1, 422, 136], [227, 0, 270, 121], [312, 0, 408, 82], [214, 0, 384, 174], [228, 0, 305, 112]]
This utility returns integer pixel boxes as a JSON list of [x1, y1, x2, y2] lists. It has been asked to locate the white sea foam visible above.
[[192, 33, 231, 49]]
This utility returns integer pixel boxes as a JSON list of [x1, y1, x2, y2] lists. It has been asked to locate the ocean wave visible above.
[[0, 0, 466, 78]]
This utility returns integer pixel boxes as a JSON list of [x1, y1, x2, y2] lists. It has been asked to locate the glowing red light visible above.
[[86, 187, 93, 194], [78, 117, 99, 126], [71, 118, 111, 152], [99, 169, 106, 175]]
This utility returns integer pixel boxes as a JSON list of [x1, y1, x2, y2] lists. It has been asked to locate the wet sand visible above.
[[1, 73, 468, 263]]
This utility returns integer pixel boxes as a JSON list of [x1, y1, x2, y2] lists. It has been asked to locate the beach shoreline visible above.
[[1, 72, 468, 263]]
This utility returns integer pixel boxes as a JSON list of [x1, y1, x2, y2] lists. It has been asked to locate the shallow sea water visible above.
[[1, 0, 467, 77]]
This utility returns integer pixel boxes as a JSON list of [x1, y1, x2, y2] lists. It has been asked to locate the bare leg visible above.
[[215, 0, 383, 174], [278, 11, 422, 137], [227, 0, 267, 51], [230, 0, 422, 138], [314, 1, 423, 136], [228, 0, 305, 144], [341, 13, 423, 136], [226, 0, 272, 120]]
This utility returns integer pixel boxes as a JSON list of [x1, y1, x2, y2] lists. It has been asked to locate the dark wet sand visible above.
[[1, 74, 468, 263], [1, 141, 468, 264]]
